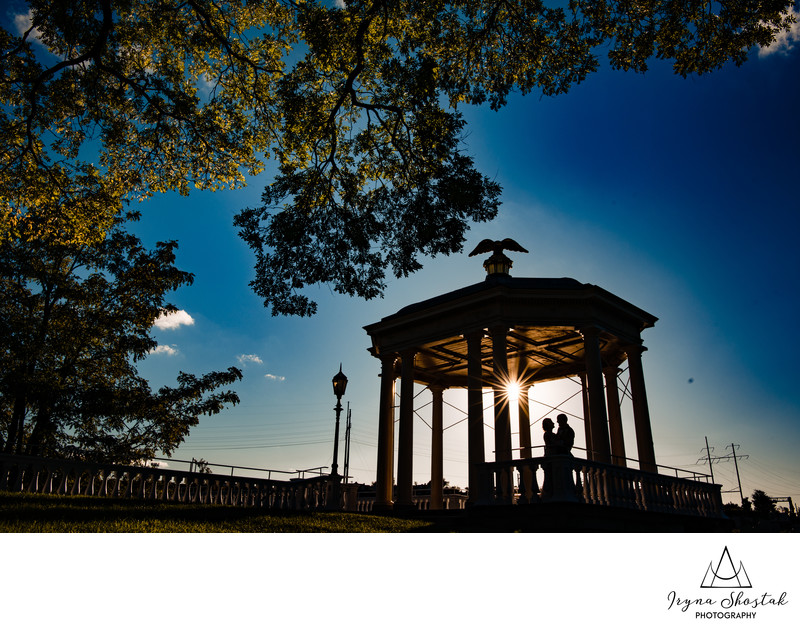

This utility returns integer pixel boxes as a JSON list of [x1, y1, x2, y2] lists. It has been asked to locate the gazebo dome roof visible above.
[[365, 274, 657, 387]]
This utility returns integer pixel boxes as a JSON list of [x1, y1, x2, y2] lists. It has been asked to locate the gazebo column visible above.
[[580, 372, 593, 459], [430, 384, 445, 510], [490, 325, 513, 503], [465, 330, 486, 504], [604, 366, 627, 467], [374, 355, 397, 510], [625, 345, 657, 473], [490, 325, 512, 462], [396, 349, 416, 508], [581, 327, 611, 464], [518, 384, 532, 459]]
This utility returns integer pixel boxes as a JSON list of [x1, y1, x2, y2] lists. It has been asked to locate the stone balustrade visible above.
[[3, 452, 720, 519], [0, 453, 333, 510], [475, 455, 725, 518]]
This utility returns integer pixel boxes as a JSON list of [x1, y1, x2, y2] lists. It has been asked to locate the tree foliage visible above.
[[0, 211, 242, 462], [1, 1, 795, 315], [751, 489, 777, 516]]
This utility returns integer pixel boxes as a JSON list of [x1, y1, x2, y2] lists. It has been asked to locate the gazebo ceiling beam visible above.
[[507, 329, 578, 348]]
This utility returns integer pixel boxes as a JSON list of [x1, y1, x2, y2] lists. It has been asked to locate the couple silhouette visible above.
[[539, 414, 576, 499], [542, 414, 575, 456]]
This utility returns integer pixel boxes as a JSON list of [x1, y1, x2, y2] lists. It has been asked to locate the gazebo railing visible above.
[[474, 455, 725, 518]]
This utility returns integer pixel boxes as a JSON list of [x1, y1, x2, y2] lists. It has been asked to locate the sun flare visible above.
[[505, 380, 521, 403]]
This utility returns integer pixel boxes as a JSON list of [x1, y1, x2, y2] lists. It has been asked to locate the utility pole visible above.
[[343, 404, 352, 484], [730, 443, 745, 505], [697, 440, 749, 505], [704, 436, 715, 484]]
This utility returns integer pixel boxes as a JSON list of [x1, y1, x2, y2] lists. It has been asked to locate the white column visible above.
[[430, 384, 445, 510], [518, 385, 532, 459], [374, 355, 396, 510], [626, 345, 657, 473], [580, 372, 593, 459], [490, 325, 512, 462], [466, 330, 486, 504], [581, 327, 611, 464], [396, 349, 416, 508], [604, 366, 627, 467]]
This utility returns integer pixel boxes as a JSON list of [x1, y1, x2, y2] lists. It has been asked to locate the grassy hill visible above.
[[0, 491, 438, 533]]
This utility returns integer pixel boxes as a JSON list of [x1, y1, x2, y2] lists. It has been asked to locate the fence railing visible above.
[[514, 445, 713, 483], [147, 456, 327, 480], [0, 453, 335, 510], [475, 455, 725, 518]]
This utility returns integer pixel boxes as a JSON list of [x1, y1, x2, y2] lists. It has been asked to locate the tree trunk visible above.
[[4, 392, 28, 454], [25, 405, 54, 457]]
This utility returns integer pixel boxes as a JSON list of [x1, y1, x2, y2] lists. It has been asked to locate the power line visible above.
[[698, 441, 749, 504]]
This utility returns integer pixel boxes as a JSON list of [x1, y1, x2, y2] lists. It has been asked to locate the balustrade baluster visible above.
[[45, 466, 53, 494], [516, 464, 531, 504], [88, 468, 98, 496], [594, 468, 603, 504], [587, 467, 597, 505], [676, 481, 685, 512], [9, 463, 22, 492], [594, 468, 603, 505], [530, 464, 541, 501], [638, 478, 650, 511], [624, 473, 635, 509], [24, 464, 38, 493], [67, 467, 79, 495], [571, 465, 583, 502], [600, 469, 610, 506], [618, 473, 626, 506], [197, 479, 206, 504]]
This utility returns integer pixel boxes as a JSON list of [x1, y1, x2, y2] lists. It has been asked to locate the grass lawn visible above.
[[4, 491, 751, 532], [0, 491, 444, 533]]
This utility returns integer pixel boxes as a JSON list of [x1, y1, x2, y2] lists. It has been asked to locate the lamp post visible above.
[[328, 365, 348, 509], [331, 364, 348, 475]]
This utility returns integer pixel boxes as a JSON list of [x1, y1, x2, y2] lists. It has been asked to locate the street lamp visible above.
[[330, 364, 348, 476]]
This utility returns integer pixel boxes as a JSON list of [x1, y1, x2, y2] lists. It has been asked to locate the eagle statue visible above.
[[468, 238, 529, 257], [468, 238, 528, 277]]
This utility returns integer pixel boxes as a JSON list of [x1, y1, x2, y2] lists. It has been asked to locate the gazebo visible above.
[[364, 241, 724, 523]]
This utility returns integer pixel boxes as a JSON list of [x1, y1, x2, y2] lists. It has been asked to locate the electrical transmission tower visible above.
[[697, 440, 749, 504]]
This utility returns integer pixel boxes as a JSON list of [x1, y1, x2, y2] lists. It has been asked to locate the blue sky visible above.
[[127, 15, 800, 502]]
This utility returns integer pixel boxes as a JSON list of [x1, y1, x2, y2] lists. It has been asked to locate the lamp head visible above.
[[332, 363, 348, 398]]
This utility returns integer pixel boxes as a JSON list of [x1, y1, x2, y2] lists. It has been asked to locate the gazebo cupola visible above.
[[469, 237, 529, 277]]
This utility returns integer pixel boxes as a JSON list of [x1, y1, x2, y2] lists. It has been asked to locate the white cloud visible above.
[[759, 8, 800, 58], [195, 73, 216, 96], [151, 344, 178, 356], [153, 309, 195, 330], [14, 11, 44, 45], [333, 0, 347, 8], [237, 353, 264, 365], [265, 373, 286, 382]]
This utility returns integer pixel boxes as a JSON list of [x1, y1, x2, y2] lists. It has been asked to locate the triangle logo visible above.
[[701, 546, 752, 588]]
